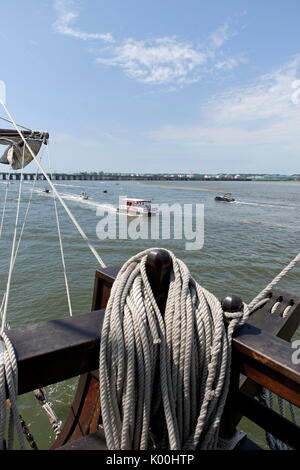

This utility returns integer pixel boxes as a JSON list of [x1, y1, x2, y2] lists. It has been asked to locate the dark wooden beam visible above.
[[4, 306, 300, 405], [233, 324, 300, 407], [6, 309, 105, 396], [91, 266, 120, 311]]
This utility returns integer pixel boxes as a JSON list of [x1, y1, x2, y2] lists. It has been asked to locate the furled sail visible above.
[[0, 130, 49, 170]]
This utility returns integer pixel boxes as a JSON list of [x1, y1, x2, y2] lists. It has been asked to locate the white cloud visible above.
[[214, 55, 247, 71], [97, 37, 208, 85], [208, 57, 300, 123], [53, 1, 245, 86], [209, 23, 235, 49], [96, 28, 246, 86], [53, 0, 114, 43], [150, 57, 300, 148]]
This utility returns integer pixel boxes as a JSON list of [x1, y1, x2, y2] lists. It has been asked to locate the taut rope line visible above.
[[0, 100, 106, 269], [0, 169, 12, 239], [46, 143, 72, 317], [0, 146, 27, 449], [1, 145, 26, 332], [248, 251, 300, 311]]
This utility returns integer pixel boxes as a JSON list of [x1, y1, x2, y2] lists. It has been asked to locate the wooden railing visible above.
[[4, 252, 300, 450]]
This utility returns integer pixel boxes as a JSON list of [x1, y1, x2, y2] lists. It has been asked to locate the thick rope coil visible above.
[[0, 333, 26, 450], [99, 248, 249, 450]]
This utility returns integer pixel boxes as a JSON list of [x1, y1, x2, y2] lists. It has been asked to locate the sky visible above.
[[0, 0, 300, 173]]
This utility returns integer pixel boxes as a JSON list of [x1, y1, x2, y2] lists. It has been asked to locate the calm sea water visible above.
[[0, 179, 299, 449]]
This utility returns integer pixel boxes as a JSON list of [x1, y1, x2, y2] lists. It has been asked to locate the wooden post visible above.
[[146, 248, 172, 446]]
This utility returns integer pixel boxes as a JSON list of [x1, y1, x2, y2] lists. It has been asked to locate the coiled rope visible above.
[[99, 248, 250, 450], [0, 332, 26, 449]]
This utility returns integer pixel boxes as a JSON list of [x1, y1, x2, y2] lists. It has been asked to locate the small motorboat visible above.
[[103, 190, 107, 193], [43, 188, 50, 194], [80, 192, 89, 200], [215, 193, 235, 202]]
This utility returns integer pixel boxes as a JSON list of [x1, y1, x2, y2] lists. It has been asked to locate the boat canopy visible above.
[[0, 129, 49, 170], [121, 198, 152, 203]]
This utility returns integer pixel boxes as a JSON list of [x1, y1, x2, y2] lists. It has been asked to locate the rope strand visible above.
[[0, 99, 106, 269]]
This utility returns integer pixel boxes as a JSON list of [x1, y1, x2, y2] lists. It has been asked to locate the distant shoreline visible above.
[[1, 171, 298, 182]]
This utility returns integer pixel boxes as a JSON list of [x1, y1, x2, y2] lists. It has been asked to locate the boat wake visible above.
[[33, 189, 118, 212], [53, 183, 86, 189], [233, 200, 295, 210]]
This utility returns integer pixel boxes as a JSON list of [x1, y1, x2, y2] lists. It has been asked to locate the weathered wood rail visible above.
[[4, 258, 300, 450], [6, 305, 300, 407]]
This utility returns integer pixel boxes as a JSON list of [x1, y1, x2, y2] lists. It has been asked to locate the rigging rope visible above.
[[0, 102, 104, 447], [0, 100, 106, 269], [1, 145, 26, 332], [0, 171, 12, 239], [248, 251, 300, 311], [46, 144, 72, 316], [0, 102, 298, 449], [0, 154, 63, 443], [0, 158, 42, 324], [0, 146, 27, 449], [99, 248, 250, 450]]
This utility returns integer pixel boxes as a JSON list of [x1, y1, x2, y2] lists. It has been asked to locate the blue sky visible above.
[[0, 0, 300, 173]]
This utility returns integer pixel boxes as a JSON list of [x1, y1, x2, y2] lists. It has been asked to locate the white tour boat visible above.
[[119, 198, 157, 216]]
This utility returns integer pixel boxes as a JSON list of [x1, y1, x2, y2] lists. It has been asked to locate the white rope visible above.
[[0, 158, 45, 449], [0, 161, 42, 328], [0, 146, 27, 449], [46, 144, 72, 316], [0, 333, 26, 449], [0, 171, 12, 239], [99, 248, 249, 450], [0, 99, 106, 269], [248, 251, 300, 311], [1, 146, 26, 333]]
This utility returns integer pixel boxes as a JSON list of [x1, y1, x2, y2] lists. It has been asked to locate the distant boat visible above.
[[118, 198, 157, 216], [43, 188, 50, 194], [103, 190, 107, 193], [215, 193, 235, 202], [80, 192, 89, 200]]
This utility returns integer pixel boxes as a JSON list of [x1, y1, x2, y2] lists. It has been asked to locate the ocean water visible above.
[[0, 179, 299, 449]]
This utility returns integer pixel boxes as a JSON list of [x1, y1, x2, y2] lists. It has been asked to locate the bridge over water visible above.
[[0, 173, 250, 182]]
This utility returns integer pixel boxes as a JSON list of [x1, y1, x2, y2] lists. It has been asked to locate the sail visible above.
[[0, 131, 49, 170]]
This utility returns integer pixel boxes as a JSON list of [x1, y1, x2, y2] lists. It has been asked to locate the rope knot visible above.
[[223, 303, 250, 326], [223, 309, 244, 320]]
